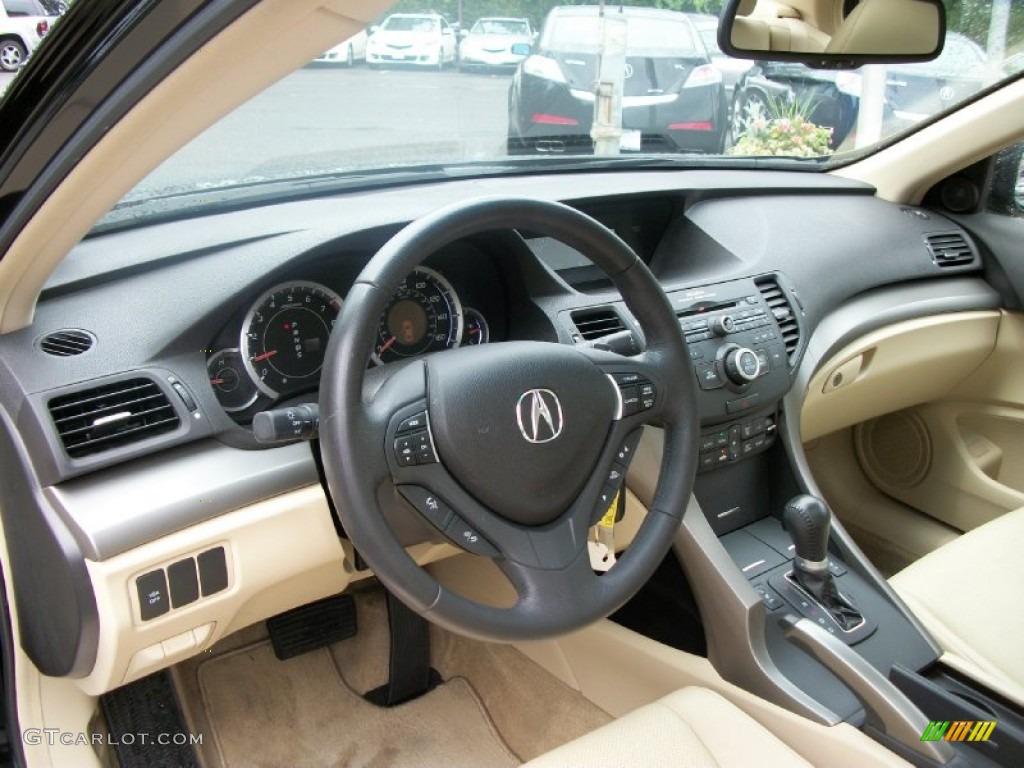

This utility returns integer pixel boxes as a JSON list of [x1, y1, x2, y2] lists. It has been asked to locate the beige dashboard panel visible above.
[[950, 311, 1024, 407], [801, 311, 999, 442], [80, 485, 348, 696]]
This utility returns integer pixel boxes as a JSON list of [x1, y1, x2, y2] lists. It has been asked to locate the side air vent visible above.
[[38, 329, 95, 357], [755, 275, 801, 363], [925, 232, 975, 268], [48, 378, 180, 458], [570, 306, 626, 341]]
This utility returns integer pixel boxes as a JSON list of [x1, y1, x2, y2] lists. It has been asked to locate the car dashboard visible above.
[[0, 167, 1000, 697]]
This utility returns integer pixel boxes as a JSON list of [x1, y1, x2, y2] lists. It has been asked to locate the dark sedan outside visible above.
[[507, 5, 727, 155]]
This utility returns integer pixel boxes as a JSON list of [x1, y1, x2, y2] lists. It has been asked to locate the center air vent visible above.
[[570, 306, 625, 341], [38, 329, 95, 357], [755, 275, 801, 364], [48, 378, 180, 459], [925, 232, 975, 268]]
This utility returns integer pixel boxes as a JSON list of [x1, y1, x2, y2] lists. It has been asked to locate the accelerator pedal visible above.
[[267, 594, 358, 661]]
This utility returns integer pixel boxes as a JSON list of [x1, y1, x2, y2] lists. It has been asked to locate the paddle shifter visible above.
[[783, 495, 864, 631]]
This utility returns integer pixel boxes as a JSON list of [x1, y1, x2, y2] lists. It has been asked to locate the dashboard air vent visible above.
[[925, 232, 975, 268], [570, 307, 625, 341], [755, 276, 801, 363], [48, 378, 180, 458], [38, 329, 95, 357]]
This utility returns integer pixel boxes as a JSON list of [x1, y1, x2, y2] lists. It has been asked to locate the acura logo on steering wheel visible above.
[[516, 389, 564, 444]]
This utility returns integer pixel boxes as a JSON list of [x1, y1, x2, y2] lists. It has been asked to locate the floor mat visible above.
[[196, 640, 518, 768]]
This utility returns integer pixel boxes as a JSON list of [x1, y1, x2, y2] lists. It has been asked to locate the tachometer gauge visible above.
[[461, 307, 490, 346], [207, 348, 259, 412], [373, 267, 463, 364], [241, 280, 343, 398]]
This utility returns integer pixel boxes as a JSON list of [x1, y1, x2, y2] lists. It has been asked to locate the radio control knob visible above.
[[711, 315, 735, 337], [724, 347, 762, 384]]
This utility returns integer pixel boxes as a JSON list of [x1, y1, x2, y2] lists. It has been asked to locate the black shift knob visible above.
[[783, 494, 831, 566]]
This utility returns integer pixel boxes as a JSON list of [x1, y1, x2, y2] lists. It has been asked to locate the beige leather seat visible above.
[[825, 0, 942, 56], [890, 506, 1024, 708], [731, 0, 830, 54], [523, 687, 812, 767]]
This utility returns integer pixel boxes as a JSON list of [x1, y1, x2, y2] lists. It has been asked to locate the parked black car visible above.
[[730, 32, 991, 149], [507, 5, 727, 155]]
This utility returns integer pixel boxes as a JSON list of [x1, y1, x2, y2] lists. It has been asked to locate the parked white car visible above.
[[314, 30, 367, 67], [365, 13, 457, 69], [458, 17, 533, 72], [0, 0, 50, 72]]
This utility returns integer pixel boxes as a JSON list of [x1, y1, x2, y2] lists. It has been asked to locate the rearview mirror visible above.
[[718, 0, 945, 68]]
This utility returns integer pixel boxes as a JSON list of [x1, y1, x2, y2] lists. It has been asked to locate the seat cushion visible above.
[[890, 506, 1024, 708], [522, 687, 812, 768]]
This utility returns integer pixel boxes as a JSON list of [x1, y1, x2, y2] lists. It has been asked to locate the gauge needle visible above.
[[209, 378, 225, 385], [253, 350, 278, 362], [378, 336, 396, 355]]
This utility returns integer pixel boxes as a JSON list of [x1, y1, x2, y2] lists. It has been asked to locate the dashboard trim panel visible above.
[[44, 440, 319, 561]]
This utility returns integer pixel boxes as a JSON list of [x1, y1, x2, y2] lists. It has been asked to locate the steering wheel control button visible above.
[[136, 569, 170, 621], [396, 412, 428, 434], [393, 427, 436, 466], [198, 547, 229, 597], [394, 436, 417, 467], [611, 372, 643, 386], [611, 375, 655, 417], [444, 516, 498, 557], [398, 486, 454, 530], [615, 429, 643, 465], [619, 385, 641, 416], [167, 558, 200, 608]]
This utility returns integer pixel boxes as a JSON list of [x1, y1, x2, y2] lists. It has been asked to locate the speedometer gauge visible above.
[[373, 267, 463, 364], [241, 280, 343, 398]]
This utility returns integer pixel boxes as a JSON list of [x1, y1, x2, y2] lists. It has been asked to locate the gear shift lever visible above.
[[783, 494, 863, 631], [783, 494, 831, 575]]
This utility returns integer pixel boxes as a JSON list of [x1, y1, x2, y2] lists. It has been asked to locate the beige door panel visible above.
[[801, 311, 999, 443]]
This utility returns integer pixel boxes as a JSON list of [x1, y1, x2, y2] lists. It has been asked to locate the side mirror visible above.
[[369, 25, 379, 34], [718, 0, 945, 69], [510, 43, 531, 56], [460, 29, 468, 38]]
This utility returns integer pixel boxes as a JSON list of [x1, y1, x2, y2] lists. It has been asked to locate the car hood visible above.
[[548, 51, 701, 95]]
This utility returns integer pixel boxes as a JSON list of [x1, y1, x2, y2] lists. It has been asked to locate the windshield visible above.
[[543, 13, 698, 55], [5, 0, 1011, 228], [382, 16, 440, 33], [471, 19, 530, 36]]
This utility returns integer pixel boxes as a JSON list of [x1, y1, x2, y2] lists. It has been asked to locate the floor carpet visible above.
[[195, 639, 518, 768]]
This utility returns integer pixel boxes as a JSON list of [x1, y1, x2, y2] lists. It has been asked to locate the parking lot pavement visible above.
[[132, 66, 513, 197]]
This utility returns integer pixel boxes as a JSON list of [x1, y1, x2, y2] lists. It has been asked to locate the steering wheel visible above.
[[318, 197, 699, 641]]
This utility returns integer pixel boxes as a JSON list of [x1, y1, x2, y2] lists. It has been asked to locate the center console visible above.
[[616, 273, 1021, 766]]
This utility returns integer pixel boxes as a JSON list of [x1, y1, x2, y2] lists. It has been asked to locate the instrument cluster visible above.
[[205, 262, 492, 420]]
